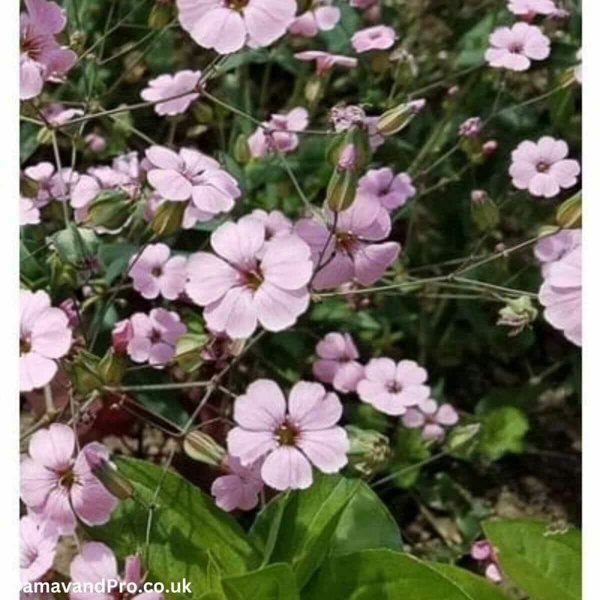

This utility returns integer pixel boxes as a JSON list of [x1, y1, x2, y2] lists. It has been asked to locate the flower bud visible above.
[[148, 2, 173, 29], [86, 190, 131, 231], [482, 140, 498, 155], [376, 98, 426, 136], [304, 76, 324, 104], [183, 431, 227, 467], [234, 133, 252, 164], [497, 296, 538, 336], [458, 117, 482, 139], [337, 144, 357, 171], [112, 319, 133, 355], [346, 425, 391, 476], [326, 125, 370, 170], [556, 191, 582, 228], [175, 333, 208, 373], [99, 349, 129, 386], [65, 351, 103, 394], [327, 167, 358, 213], [150, 200, 186, 236], [470, 190, 500, 231], [85, 448, 134, 500]]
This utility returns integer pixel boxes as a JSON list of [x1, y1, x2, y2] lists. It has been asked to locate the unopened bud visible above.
[[376, 98, 426, 136], [87, 190, 131, 231], [112, 319, 133, 355], [482, 140, 498, 155], [151, 200, 186, 236], [326, 125, 370, 170], [183, 431, 226, 467], [337, 144, 357, 171], [148, 2, 173, 29], [346, 425, 391, 476], [175, 333, 208, 373], [471, 190, 500, 231], [497, 296, 538, 336], [327, 168, 358, 213], [234, 134, 251, 164], [556, 191, 582, 228], [85, 447, 134, 500], [99, 349, 129, 386]]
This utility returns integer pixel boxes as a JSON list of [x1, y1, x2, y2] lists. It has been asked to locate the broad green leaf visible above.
[[93, 457, 260, 598], [98, 242, 138, 284], [249, 475, 360, 587], [329, 482, 403, 557], [477, 407, 529, 460], [222, 564, 300, 600], [304, 549, 512, 599], [483, 519, 581, 600], [52, 226, 99, 266], [425, 562, 513, 600]]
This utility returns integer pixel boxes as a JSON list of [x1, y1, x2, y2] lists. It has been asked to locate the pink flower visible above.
[[129, 244, 187, 300], [211, 455, 264, 512], [20, 0, 77, 100], [508, 0, 557, 17], [458, 116, 482, 139], [539, 245, 581, 346], [227, 380, 349, 490], [471, 541, 503, 583], [295, 196, 400, 290], [248, 108, 309, 158], [41, 103, 84, 126], [141, 70, 202, 116], [69, 543, 162, 600], [112, 319, 134, 354], [126, 309, 187, 367], [535, 229, 581, 276], [357, 358, 431, 416], [84, 133, 107, 153], [509, 137, 580, 198], [24, 162, 78, 206], [177, 0, 296, 54], [145, 146, 240, 227], [21, 197, 41, 226], [186, 216, 313, 339], [485, 23, 550, 71], [401, 399, 459, 440], [351, 25, 396, 53], [20, 290, 72, 392], [313, 332, 364, 393], [289, 2, 341, 37], [249, 209, 293, 243], [294, 51, 357, 75], [20, 516, 58, 586], [357, 167, 415, 211], [20, 425, 118, 535]]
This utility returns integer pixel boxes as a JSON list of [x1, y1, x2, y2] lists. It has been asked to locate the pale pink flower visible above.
[[20, 516, 58, 586], [20, 0, 77, 100], [249, 209, 293, 243], [351, 25, 396, 53], [126, 309, 187, 367], [84, 133, 107, 153], [357, 167, 415, 211], [24, 162, 78, 206], [227, 380, 349, 490], [71, 162, 136, 213], [535, 229, 581, 276], [313, 332, 364, 393], [357, 358, 431, 416], [401, 399, 459, 440], [145, 146, 240, 227], [350, 0, 378, 7], [294, 51, 357, 75], [177, 0, 296, 54], [211, 455, 264, 512], [141, 70, 202, 116], [295, 196, 400, 290], [129, 244, 187, 300], [248, 108, 309, 158], [289, 2, 341, 37], [186, 216, 313, 339], [41, 103, 84, 126], [485, 23, 550, 71], [508, 0, 557, 17], [20, 425, 118, 535], [458, 116, 482, 139], [20, 290, 72, 392], [509, 137, 580, 197], [21, 197, 41, 226], [471, 541, 503, 583], [539, 245, 581, 346], [69, 543, 162, 600]]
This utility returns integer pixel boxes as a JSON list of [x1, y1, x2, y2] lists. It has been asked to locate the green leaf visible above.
[[93, 457, 260, 598], [303, 549, 513, 599], [329, 482, 403, 557], [249, 475, 360, 587], [483, 519, 581, 600], [98, 242, 138, 284], [52, 226, 99, 265], [477, 407, 529, 460], [221, 564, 300, 600]]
